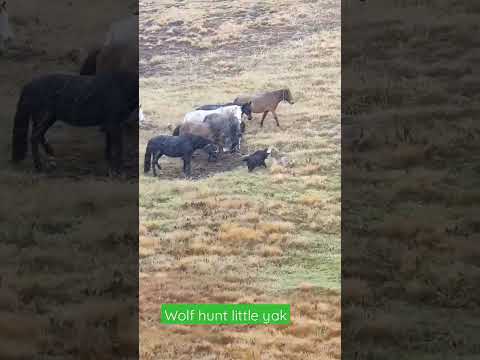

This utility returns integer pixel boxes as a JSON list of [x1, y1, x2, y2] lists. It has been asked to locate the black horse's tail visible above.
[[79, 48, 100, 75], [172, 125, 181, 136], [144, 141, 153, 173], [11, 89, 31, 163]]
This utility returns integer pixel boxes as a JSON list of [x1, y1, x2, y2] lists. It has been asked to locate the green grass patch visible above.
[[261, 232, 340, 292]]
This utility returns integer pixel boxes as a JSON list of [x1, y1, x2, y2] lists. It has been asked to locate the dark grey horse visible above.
[[11, 71, 138, 174], [203, 112, 243, 152], [173, 113, 243, 153], [144, 134, 219, 177]]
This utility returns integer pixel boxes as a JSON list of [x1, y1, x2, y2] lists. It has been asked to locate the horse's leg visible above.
[[108, 126, 123, 175], [39, 114, 56, 157], [31, 112, 54, 171], [31, 122, 42, 171], [38, 113, 57, 170], [183, 155, 192, 178], [105, 132, 112, 164], [152, 155, 157, 176], [260, 111, 269, 127], [155, 154, 163, 169], [272, 110, 281, 127], [152, 153, 162, 176], [116, 133, 124, 174], [40, 137, 55, 157]]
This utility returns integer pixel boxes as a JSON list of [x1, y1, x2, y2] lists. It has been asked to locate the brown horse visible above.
[[234, 88, 294, 128], [80, 44, 137, 77], [96, 43, 138, 74], [179, 122, 215, 142]]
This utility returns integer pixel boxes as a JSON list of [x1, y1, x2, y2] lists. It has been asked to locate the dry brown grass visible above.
[[343, 0, 480, 357]]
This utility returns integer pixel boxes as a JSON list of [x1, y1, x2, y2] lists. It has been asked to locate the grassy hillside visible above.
[[140, 0, 340, 359], [343, 1, 480, 358]]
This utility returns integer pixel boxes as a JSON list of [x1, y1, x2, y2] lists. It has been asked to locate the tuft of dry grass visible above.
[[343, 0, 480, 357], [219, 223, 264, 243]]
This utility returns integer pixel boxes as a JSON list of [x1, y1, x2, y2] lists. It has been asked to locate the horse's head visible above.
[[1, 1, 6, 12], [203, 143, 220, 162], [241, 101, 253, 120], [283, 89, 294, 105]]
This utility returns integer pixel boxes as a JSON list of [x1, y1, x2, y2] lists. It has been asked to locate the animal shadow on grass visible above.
[[150, 151, 246, 180], [10, 125, 138, 180]]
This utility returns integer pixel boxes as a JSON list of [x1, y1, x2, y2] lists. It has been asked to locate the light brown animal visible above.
[[174, 112, 242, 152], [178, 122, 217, 144], [96, 43, 138, 74], [234, 88, 294, 128], [79, 15, 138, 76]]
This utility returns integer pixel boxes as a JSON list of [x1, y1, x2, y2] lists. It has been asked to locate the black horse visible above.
[[144, 134, 219, 177], [11, 71, 138, 174], [195, 102, 253, 121]]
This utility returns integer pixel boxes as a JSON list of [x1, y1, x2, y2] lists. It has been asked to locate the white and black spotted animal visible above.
[[173, 112, 242, 153]]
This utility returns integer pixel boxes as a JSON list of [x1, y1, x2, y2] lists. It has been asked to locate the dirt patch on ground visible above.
[[146, 150, 247, 180], [139, 0, 339, 77]]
